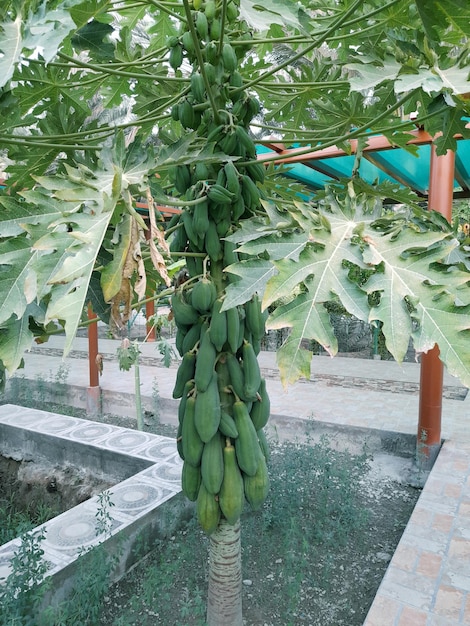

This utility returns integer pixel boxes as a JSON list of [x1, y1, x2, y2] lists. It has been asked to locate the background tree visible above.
[[1, 1, 470, 623]]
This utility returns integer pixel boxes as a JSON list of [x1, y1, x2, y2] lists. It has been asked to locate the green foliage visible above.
[[0, 527, 50, 625], [0, 0, 469, 392], [0, 494, 56, 546], [225, 184, 470, 386], [117, 339, 140, 371]]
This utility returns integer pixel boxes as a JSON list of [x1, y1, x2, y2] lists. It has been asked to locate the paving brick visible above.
[[452, 459, 470, 472], [416, 552, 443, 579], [463, 593, 470, 624], [442, 571, 470, 593], [426, 617, 465, 626], [426, 477, 447, 495], [392, 543, 420, 572], [381, 579, 433, 612], [458, 500, 470, 517], [417, 491, 461, 516], [397, 605, 428, 626], [448, 537, 470, 559], [445, 483, 463, 498], [432, 512, 454, 533], [409, 506, 434, 528], [384, 567, 436, 601], [363, 594, 401, 626], [433, 585, 465, 619]]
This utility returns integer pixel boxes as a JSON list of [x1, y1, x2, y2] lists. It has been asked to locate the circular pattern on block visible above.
[[69, 423, 115, 441], [35, 416, 80, 433], [1, 408, 41, 426], [142, 440, 177, 461], [148, 460, 182, 485], [46, 514, 103, 548], [106, 431, 151, 451], [110, 483, 162, 511]]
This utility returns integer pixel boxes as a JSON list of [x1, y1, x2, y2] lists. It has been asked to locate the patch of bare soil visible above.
[[0, 455, 113, 545]]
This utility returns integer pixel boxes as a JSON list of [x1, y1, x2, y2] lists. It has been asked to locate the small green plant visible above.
[[117, 338, 144, 430], [34, 372, 47, 404], [43, 542, 121, 626], [53, 363, 70, 385], [147, 376, 161, 432], [157, 337, 177, 367], [95, 490, 115, 537], [0, 527, 50, 625]]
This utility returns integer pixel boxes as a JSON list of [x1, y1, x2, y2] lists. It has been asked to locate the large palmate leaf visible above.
[[363, 230, 470, 385], [246, 188, 470, 387], [415, 0, 470, 47], [269, 283, 339, 386], [0, 302, 45, 372], [262, 220, 370, 386], [0, 1, 82, 88], [223, 260, 276, 310], [0, 132, 156, 365], [263, 205, 370, 318], [0, 189, 115, 361], [240, 0, 304, 33], [0, 17, 21, 87], [412, 293, 470, 387]]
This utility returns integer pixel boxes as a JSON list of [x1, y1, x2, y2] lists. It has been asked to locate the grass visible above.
[[0, 489, 55, 545], [0, 393, 421, 625], [97, 436, 419, 626]]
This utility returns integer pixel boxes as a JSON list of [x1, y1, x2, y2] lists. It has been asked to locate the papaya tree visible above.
[[1, 1, 470, 624]]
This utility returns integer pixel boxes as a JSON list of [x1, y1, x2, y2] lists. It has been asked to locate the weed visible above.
[[41, 490, 121, 625], [34, 372, 47, 404], [0, 527, 50, 625], [0, 489, 58, 546], [53, 363, 70, 386], [95, 490, 115, 537], [157, 338, 177, 367]]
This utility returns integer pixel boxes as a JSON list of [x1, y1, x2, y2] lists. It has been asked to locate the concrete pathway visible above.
[[4, 334, 470, 625]]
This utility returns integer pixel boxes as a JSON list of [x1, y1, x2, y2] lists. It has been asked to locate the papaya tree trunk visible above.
[[207, 518, 242, 626]]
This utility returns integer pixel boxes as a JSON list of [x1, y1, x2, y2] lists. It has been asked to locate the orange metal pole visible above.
[[87, 303, 100, 388], [417, 146, 455, 464], [146, 297, 156, 342]]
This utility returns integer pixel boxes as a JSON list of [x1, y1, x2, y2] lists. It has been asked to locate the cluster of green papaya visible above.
[[166, 0, 271, 534], [173, 282, 270, 534]]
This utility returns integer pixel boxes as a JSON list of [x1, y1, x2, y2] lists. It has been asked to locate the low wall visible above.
[[0, 404, 189, 610]]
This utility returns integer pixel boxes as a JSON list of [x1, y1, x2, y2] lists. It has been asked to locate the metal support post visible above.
[[417, 146, 455, 468], [87, 303, 101, 416]]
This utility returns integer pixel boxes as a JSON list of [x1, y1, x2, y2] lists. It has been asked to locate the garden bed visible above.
[[96, 437, 421, 626], [0, 400, 423, 625]]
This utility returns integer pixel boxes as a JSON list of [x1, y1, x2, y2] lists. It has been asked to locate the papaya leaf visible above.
[[415, 0, 470, 47], [0, 219, 72, 329], [0, 303, 44, 372], [240, 0, 304, 33], [263, 213, 369, 321], [411, 293, 470, 387], [362, 229, 470, 383], [0, 307, 35, 372], [222, 260, 276, 310], [0, 1, 81, 88], [268, 283, 338, 387], [0, 16, 22, 88], [101, 213, 133, 302], [236, 231, 309, 261]]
